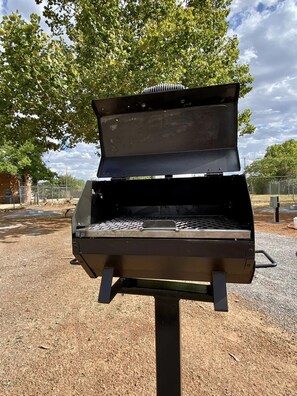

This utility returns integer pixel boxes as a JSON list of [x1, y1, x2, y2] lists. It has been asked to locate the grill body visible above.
[[72, 83, 256, 284], [72, 174, 255, 283]]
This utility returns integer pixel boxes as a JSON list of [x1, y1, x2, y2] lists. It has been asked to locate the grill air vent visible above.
[[142, 83, 186, 94]]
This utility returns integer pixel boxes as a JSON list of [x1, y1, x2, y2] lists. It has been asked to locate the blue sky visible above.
[[229, 0, 297, 167], [1, 0, 296, 180]]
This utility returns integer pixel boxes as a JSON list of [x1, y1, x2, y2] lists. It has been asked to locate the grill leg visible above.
[[212, 271, 228, 312], [155, 296, 181, 396], [98, 268, 122, 303]]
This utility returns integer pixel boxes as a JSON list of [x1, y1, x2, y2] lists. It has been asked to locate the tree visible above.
[[39, 174, 85, 189], [246, 139, 297, 177], [0, 12, 81, 190], [0, 138, 56, 203], [36, 0, 255, 138], [0, 2, 255, 185], [0, 13, 80, 149], [0, 139, 56, 183], [54, 174, 85, 190]]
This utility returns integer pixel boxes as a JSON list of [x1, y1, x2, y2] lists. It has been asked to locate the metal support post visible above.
[[270, 196, 280, 223], [155, 296, 181, 396], [274, 205, 280, 223]]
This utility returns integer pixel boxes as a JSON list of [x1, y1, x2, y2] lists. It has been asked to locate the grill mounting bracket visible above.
[[98, 267, 228, 312]]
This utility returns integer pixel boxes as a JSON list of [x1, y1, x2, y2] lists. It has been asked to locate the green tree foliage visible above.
[[0, 13, 81, 182], [0, 13, 79, 149], [246, 139, 297, 177], [36, 0, 254, 138], [0, 1, 255, 183], [39, 174, 85, 189], [54, 174, 85, 189], [0, 139, 56, 183]]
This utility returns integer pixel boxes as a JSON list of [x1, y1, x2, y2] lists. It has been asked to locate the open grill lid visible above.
[[92, 83, 240, 178]]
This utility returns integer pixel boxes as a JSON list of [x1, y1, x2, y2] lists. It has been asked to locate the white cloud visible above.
[[43, 143, 99, 181], [233, 0, 297, 165], [239, 47, 258, 64]]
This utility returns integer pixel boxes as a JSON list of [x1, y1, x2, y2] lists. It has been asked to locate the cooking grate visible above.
[[76, 215, 251, 239]]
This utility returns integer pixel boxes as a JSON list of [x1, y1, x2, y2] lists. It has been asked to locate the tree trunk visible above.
[[21, 173, 32, 204], [10, 174, 19, 203]]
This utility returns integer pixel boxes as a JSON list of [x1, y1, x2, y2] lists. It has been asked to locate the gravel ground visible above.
[[231, 232, 297, 334]]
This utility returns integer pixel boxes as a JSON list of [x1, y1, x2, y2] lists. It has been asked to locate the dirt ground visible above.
[[0, 205, 296, 396], [253, 209, 297, 238]]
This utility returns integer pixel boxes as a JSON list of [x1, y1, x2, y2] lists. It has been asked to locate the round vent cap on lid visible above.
[[142, 83, 186, 93]]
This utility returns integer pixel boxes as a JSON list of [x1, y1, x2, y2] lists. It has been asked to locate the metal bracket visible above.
[[211, 271, 228, 312], [98, 268, 122, 303], [98, 269, 228, 312]]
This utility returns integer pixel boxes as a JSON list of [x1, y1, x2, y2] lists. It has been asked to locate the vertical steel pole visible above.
[[155, 296, 181, 396], [275, 206, 280, 222], [274, 196, 280, 223]]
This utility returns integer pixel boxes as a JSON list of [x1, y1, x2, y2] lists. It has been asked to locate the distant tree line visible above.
[[38, 174, 85, 190], [246, 139, 297, 194]]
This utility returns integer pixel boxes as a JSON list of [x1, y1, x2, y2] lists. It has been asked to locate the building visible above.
[[0, 173, 19, 204]]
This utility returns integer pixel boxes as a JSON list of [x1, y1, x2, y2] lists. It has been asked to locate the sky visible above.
[[1, 0, 296, 180]]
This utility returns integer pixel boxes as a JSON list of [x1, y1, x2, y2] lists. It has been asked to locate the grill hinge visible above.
[[205, 172, 224, 177]]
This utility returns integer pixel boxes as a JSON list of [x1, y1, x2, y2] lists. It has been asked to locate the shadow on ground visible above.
[[0, 210, 71, 242]]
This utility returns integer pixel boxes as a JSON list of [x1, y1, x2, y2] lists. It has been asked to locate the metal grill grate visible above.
[[87, 215, 242, 231], [76, 215, 251, 239]]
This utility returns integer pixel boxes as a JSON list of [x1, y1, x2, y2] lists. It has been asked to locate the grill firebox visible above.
[[73, 173, 255, 283]]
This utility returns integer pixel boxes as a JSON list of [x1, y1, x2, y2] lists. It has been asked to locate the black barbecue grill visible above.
[[72, 83, 257, 284], [71, 83, 276, 396]]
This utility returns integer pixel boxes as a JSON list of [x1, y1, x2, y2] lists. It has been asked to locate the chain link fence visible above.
[[248, 176, 297, 196], [29, 185, 82, 205], [247, 176, 297, 207], [0, 185, 83, 206]]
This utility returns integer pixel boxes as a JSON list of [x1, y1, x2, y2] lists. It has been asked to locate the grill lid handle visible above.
[[141, 220, 178, 232]]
